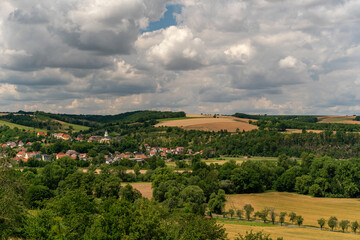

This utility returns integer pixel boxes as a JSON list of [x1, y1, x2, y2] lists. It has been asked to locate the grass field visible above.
[[155, 116, 258, 132], [55, 120, 90, 132], [226, 192, 360, 228], [0, 119, 46, 132], [219, 218, 360, 240]]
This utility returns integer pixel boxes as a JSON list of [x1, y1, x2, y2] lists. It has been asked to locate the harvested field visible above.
[[221, 219, 360, 240], [155, 116, 258, 132], [226, 192, 360, 227], [122, 182, 153, 198], [285, 129, 324, 134], [318, 116, 360, 124]]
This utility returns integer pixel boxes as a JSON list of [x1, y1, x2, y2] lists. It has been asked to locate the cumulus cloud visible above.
[[146, 26, 206, 70], [0, 0, 360, 114]]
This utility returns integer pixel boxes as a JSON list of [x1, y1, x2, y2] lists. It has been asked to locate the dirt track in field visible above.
[[155, 116, 258, 132]]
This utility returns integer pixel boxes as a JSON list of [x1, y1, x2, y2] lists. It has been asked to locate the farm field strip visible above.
[[226, 192, 360, 227], [220, 219, 360, 240], [155, 116, 258, 132]]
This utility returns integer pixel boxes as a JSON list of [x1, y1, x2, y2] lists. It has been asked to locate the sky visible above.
[[1, 0, 360, 115]]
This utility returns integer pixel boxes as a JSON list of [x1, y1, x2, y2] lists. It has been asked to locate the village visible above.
[[0, 130, 203, 166]]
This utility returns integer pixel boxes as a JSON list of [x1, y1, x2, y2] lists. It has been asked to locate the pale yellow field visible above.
[[122, 182, 153, 198], [286, 129, 324, 134], [155, 116, 258, 132], [318, 116, 360, 124], [222, 221, 360, 240], [226, 192, 360, 228]]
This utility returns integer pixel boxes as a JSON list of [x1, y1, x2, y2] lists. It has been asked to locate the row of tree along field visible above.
[[224, 205, 360, 233]]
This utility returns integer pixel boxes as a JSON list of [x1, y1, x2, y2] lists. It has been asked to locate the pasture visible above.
[[0, 119, 46, 132], [155, 116, 258, 132], [226, 192, 360, 228], [55, 120, 90, 132]]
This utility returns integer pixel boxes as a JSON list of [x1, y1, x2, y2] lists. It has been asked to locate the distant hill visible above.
[[0, 110, 186, 133]]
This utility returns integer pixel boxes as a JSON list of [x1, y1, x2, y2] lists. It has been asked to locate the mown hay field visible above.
[[122, 182, 153, 199], [155, 116, 258, 132], [226, 192, 360, 228], [220, 219, 360, 240], [318, 116, 360, 124]]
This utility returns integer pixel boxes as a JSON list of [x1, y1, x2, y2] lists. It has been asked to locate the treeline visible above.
[[38, 110, 186, 124], [0, 159, 227, 240], [0, 126, 39, 143], [0, 113, 62, 130], [212, 154, 360, 198], [134, 127, 360, 159], [233, 113, 319, 123], [254, 119, 360, 132]]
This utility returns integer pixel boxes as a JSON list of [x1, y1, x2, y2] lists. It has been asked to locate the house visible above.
[[66, 150, 78, 156], [16, 151, 26, 158], [25, 151, 41, 159], [88, 136, 102, 142], [56, 152, 67, 160], [78, 153, 87, 160], [42, 154, 51, 161], [37, 132, 46, 137]]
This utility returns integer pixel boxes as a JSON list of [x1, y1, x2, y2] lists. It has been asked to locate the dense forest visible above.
[[0, 160, 229, 239]]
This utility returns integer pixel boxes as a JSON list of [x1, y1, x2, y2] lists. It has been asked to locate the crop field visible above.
[[202, 157, 279, 165], [226, 192, 360, 228], [155, 116, 258, 132], [219, 218, 360, 240], [318, 116, 360, 124], [0, 119, 46, 132], [123, 182, 153, 198], [285, 129, 324, 134]]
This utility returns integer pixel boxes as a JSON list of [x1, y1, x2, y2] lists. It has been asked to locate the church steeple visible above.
[[104, 130, 109, 138]]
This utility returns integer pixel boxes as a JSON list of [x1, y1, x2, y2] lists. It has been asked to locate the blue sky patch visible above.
[[143, 4, 182, 32]]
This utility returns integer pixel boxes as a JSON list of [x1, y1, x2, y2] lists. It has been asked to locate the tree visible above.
[[255, 208, 270, 223], [279, 212, 287, 226], [25, 185, 53, 208], [244, 204, 254, 220], [229, 209, 235, 218], [318, 218, 326, 230], [289, 212, 297, 224], [208, 189, 226, 215], [339, 220, 350, 232], [0, 167, 26, 239], [236, 209, 244, 219], [269, 208, 277, 224], [328, 216, 338, 231], [235, 230, 283, 240], [133, 163, 141, 176], [351, 221, 359, 233], [179, 185, 206, 215], [296, 216, 304, 227]]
